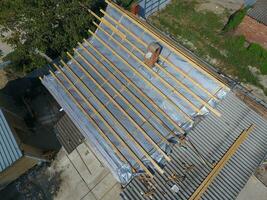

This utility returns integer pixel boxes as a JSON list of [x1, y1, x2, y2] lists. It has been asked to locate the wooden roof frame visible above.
[[105, 0, 228, 90], [40, 1, 231, 179], [89, 10, 221, 117]]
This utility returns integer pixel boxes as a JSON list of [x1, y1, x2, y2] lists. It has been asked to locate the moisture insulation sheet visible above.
[[41, 4, 229, 184]]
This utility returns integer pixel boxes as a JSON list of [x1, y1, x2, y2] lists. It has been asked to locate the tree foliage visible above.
[[0, 0, 105, 74]]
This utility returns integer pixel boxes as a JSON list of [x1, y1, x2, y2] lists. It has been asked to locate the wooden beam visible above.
[[105, 0, 228, 90], [53, 62, 165, 174], [98, 8, 220, 101], [88, 29, 193, 122], [72, 46, 174, 143], [88, 9, 126, 40], [49, 68, 155, 177], [82, 39, 185, 135], [189, 124, 255, 200], [44, 72, 152, 176], [64, 52, 171, 162], [93, 23, 200, 117], [93, 19, 221, 117], [77, 42, 176, 138]]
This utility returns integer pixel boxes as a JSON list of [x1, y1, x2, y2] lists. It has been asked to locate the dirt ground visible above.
[[0, 163, 62, 200], [0, 33, 13, 89], [196, 0, 244, 14], [0, 142, 121, 200], [0, 69, 8, 89]]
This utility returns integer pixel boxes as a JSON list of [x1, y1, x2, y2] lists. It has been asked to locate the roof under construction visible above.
[[121, 91, 267, 199], [41, 1, 267, 198]]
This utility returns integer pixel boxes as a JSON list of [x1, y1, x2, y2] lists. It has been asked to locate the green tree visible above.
[[0, 0, 105, 74]]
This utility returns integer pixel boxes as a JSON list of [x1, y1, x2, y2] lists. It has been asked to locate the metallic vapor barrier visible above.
[[42, 5, 229, 184]]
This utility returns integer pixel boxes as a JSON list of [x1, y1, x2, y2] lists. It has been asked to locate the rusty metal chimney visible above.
[[144, 42, 162, 68]]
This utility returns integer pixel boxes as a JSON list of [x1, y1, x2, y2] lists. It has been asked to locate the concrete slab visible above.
[[236, 175, 267, 200], [53, 149, 90, 200], [91, 173, 118, 199], [82, 192, 97, 200], [100, 183, 122, 200], [75, 143, 110, 190], [68, 148, 93, 186], [49, 141, 121, 200]]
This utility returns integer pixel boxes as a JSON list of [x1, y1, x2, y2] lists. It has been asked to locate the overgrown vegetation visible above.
[[150, 0, 267, 94], [0, 0, 105, 74], [223, 7, 248, 32], [116, 0, 137, 9]]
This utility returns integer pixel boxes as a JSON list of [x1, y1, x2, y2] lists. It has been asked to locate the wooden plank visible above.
[[99, 8, 220, 101], [72, 47, 172, 144], [82, 39, 184, 135], [63, 53, 171, 162], [189, 124, 255, 200], [88, 29, 193, 123], [92, 23, 198, 119], [52, 63, 165, 174], [105, 0, 228, 90], [88, 9, 126, 40], [45, 71, 154, 177], [93, 19, 221, 117], [0, 156, 37, 187], [77, 42, 177, 138]]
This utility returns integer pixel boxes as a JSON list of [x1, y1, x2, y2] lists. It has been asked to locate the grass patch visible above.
[[150, 0, 267, 89], [223, 8, 248, 32], [117, 0, 137, 9]]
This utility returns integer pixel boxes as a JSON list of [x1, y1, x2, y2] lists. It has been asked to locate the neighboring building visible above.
[[235, 0, 267, 49], [0, 108, 47, 189]]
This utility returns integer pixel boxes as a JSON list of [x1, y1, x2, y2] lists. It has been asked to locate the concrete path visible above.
[[236, 175, 267, 200], [51, 141, 122, 200]]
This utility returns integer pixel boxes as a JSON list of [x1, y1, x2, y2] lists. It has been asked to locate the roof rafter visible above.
[[77, 42, 177, 138], [82, 39, 185, 135], [93, 9, 220, 103], [64, 52, 171, 162], [53, 59, 165, 174], [71, 47, 173, 143], [88, 30, 193, 122], [91, 18, 221, 117], [41, 72, 153, 176], [105, 0, 228, 90]]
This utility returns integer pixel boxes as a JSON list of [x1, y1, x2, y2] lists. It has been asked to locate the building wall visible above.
[[235, 15, 267, 49], [0, 156, 38, 189], [0, 109, 46, 189]]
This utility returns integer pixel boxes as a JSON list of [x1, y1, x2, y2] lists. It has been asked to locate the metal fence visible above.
[[138, 0, 170, 18]]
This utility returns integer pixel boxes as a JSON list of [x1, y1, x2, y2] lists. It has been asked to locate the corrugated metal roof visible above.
[[121, 92, 267, 199], [54, 114, 84, 154], [247, 0, 267, 25], [0, 109, 23, 172]]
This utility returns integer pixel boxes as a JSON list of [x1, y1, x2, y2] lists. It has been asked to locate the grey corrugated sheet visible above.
[[247, 0, 267, 25], [121, 92, 267, 200], [0, 109, 23, 172], [54, 114, 84, 154]]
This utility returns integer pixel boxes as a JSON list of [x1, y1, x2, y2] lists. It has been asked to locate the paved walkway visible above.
[[236, 176, 267, 200], [52, 141, 121, 200]]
